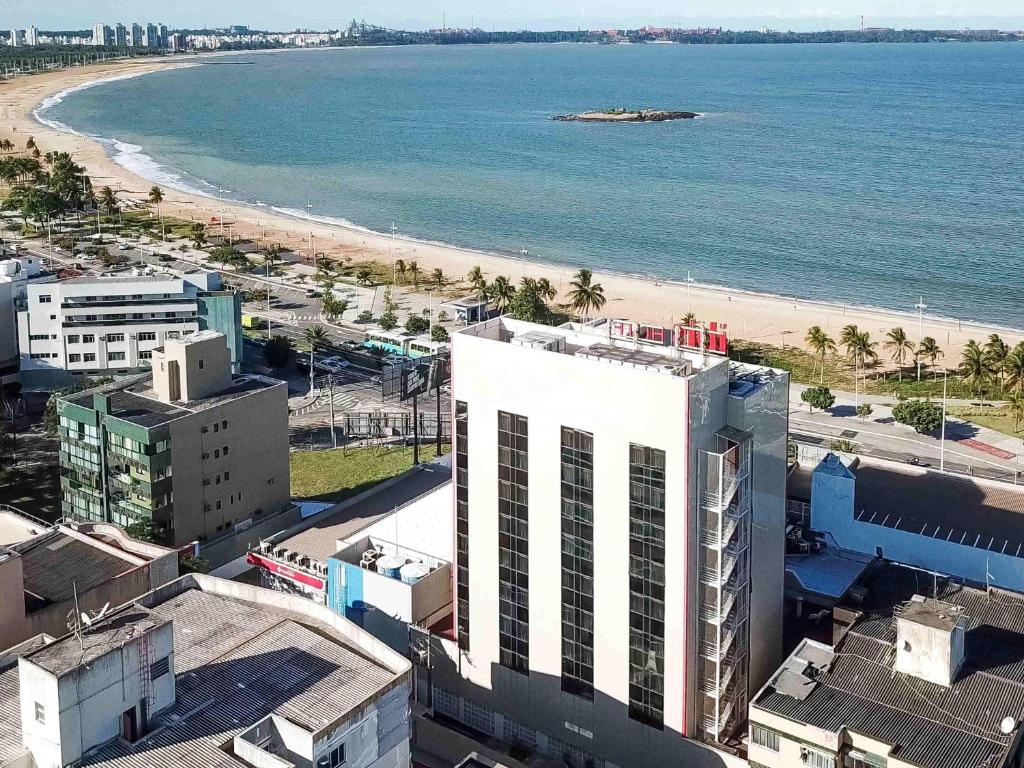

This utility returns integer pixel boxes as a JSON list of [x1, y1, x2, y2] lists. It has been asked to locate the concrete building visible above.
[[426, 317, 788, 768], [24, 27, 38, 46], [8, 28, 23, 46], [156, 24, 168, 47], [113, 23, 126, 47], [0, 574, 412, 768], [166, 32, 186, 52], [91, 24, 113, 46], [0, 521, 178, 651], [129, 23, 143, 47], [143, 23, 158, 48], [793, 452, 1024, 593], [750, 560, 1024, 768], [56, 331, 293, 559], [0, 255, 48, 378], [16, 270, 242, 387]]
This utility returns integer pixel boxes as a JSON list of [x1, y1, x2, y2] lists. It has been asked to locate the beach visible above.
[[3, 56, 1022, 357]]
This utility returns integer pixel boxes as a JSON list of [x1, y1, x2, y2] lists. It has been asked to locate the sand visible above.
[[2, 57, 1020, 362]]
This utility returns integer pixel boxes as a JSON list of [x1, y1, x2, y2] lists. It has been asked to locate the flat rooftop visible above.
[[0, 512, 46, 547], [61, 273, 179, 285], [63, 372, 283, 428], [0, 579, 405, 768], [755, 561, 1024, 768]]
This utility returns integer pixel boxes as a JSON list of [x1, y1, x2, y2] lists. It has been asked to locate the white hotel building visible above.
[[428, 317, 789, 768], [17, 271, 241, 387]]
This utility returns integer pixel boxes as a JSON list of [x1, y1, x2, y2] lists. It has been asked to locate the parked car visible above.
[[314, 356, 350, 373]]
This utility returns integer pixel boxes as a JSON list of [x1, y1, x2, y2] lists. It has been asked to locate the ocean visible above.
[[37, 43, 1024, 328]]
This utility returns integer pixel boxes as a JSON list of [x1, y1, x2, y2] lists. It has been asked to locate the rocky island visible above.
[[553, 108, 700, 122]]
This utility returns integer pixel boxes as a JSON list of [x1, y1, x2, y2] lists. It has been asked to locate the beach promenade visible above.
[[2, 56, 1021, 355]]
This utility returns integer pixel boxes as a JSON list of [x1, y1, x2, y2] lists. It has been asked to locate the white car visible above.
[[117, 244, 131, 251], [315, 356, 350, 374]]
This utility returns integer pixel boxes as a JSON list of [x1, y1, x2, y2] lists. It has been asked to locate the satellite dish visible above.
[[1001, 717, 1016, 735]]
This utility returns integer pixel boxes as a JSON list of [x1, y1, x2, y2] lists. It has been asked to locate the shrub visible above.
[[893, 399, 943, 434], [800, 386, 835, 414], [431, 325, 450, 342], [379, 310, 398, 331], [405, 315, 429, 335]]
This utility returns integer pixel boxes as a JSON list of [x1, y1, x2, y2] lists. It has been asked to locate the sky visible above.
[[4, 0, 1024, 32]]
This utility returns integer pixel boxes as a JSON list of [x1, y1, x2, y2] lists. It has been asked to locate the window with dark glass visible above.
[[455, 400, 470, 650], [628, 444, 666, 729], [498, 411, 529, 675], [561, 427, 594, 700]]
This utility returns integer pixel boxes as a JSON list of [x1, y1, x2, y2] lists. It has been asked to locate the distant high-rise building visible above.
[[114, 22, 127, 46], [130, 22, 143, 47], [144, 22, 158, 48], [92, 23, 112, 46], [8, 28, 23, 47], [24, 26, 38, 46], [167, 32, 186, 52], [230, 25, 250, 34], [157, 23, 168, 47]]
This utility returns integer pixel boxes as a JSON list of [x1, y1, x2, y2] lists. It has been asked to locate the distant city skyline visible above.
[[2, 0, 1024, 32]]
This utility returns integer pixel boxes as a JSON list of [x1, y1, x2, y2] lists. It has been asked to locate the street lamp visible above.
[[390, 221, 398, 284], [520, 247, 528, 279], [940, 368, 948, 472], [915, 296, 927, 380], [686, 270, 695, 313]]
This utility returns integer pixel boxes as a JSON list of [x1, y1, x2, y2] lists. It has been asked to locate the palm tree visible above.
[[536, 277, 557, 304], [917, 337, 943, 378], [467, 265, 484, 288], [839, 324, 860, 359], [394, 259, 407, 285], [1007, 394, 1024, 433], [408, 260, 420, 288], [884, 327, 915, 381], [960, 340, 991, 402], [487, 275, 515, 313], [1003, 343, 1024, 397], [0, 139, 12, 153], [681, 312, 698, 327], [567, 269, 607, 320], [303, 324, 330, 387], [97, 186, 118, 217], [190, 222, 206, 250], [804, 325, 836, 384], [984, 333, 1010, 388], [148, 185, 166, 241], [25, 136, 35, 151], [431, 268, 445, 290]]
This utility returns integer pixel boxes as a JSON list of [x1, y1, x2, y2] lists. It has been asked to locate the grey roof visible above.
[[61, 274, 178, 285], [13, 529, 137, 605], [0, 586, 401, 768], [278, 463, 451, 562], [65, 387, 188, 428], [755, 561, 1024, 768]]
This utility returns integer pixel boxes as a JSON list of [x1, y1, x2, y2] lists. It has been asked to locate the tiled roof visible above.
[[755, 562, 1024, 768]]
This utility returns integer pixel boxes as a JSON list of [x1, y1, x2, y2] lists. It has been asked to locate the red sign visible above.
[[673, 322, 729, 355], [246, 552, 325, 591]]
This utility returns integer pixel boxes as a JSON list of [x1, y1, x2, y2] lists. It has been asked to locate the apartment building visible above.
[[0, 574, 412, 768], [130, 23, 143, 47], [0, 255, 48, 377], [56, 331, 291, 558], [428, 317, 789, 768], [91, 24, 113, 45], [749, 560, 1024, 768], [17, 270, 241, 387]]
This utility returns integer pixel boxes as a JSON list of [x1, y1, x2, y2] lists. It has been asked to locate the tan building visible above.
[[57, 331, 294, 562], [749, 561, 1024, 768]]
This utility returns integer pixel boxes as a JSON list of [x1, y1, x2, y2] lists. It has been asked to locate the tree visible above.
[[884, 327, 914, 381], [467, 265, 485, 293], [408, 260, 420, 288], [960, 340, 991, 401], [984, 333, 1010, 386], [800, 386, 835, 414], [681, 312, 697, 327], [263, 335, 293, 369], [805, 325, 837, 384], [431, 267, 445, 290], [1004, 343, 1024, 397], [356, 310, 374, 324], [125, 519, 157, 542], [190, 222, 207, 249], [917, 336, 943, 378], [567, 269, 607, 319], [405, 315, 429, 334], [536, 277, 557, 304], [855, 403, 874, 422], [382, 286, 398, 313], [379, 310, 398, 331], [839, 324, 860, 358], [304, 324, 329, 350], [322, 294, 349, 319], [148, 185, 166, 240], [395, 259, 407, 285], [25, 136, 35, 151], [1006, 393, 1024, 432], [98, 186, 118, 217], [892, 399, 943, 434], [487, 275, 515, 313], [355, 267, 373, 286], [508, 280, 549, 323], [180, 554, 211, 574], [437, 310, 450, 323], [431, 324, 450, 342]]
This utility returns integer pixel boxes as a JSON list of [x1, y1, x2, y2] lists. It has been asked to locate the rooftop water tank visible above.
[[376, 555, 405, 579], [400, 562, 431, 585]]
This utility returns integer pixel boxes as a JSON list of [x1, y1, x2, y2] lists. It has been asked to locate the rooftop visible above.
[[755, 561, 1024, 768], [61, 273, 178, 285], [63, 371, 284, 428], [0, 576, 408, 768]]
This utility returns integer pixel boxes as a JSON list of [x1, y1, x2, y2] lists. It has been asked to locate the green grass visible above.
[[948, 406, 1024, 439], [290, 444, 451, 503]]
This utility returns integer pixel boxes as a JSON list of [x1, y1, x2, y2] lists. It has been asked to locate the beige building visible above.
[[749, 561, 1024, 768], [57, 331, 294, 562]]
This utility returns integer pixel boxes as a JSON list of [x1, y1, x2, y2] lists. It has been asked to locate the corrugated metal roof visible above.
[[14, 530, 136, 604]]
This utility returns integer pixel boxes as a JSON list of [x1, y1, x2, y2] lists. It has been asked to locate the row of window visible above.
[[561, 427, 595, 701], [497, 410, 530, 675], [751, 725, 879, 768], [455, 401, 470, 650]]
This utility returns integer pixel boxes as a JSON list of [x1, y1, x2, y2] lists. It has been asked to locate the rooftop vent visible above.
[[510, 330, 565, 353]]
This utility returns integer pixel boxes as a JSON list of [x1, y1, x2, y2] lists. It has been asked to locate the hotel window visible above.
[[38, 295, 51, 303], [68, 354, 81, 363], [455, 400, 470, 650], [137, 332, 156, 341], [560, 426, 594, 700], [34, 702, 44, 724], [139, 351, 152, 360], [107, 333, 125, 343], [326, 744, 345, 768], [109, 352, 126, 361], [67, 335, 80, 344], [82, 334, 95, 343], [498, 410, 529, 675], [628, 444, 666, 729], [752, 725, 780, 752], [84, 353, 96, 362], [802, 747, 837, 768]]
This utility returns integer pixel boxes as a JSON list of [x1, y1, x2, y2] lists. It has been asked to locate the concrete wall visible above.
[[0, 550, 26, 652]]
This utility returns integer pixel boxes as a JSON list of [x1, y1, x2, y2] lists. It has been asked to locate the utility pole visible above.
[[915, 296, 927, 380], [940, 369, 948, 472], [412, 393, 420, 466], [390, 221, 398, 284], [329, 374, 337, 448], [686, 270, 695, 313]]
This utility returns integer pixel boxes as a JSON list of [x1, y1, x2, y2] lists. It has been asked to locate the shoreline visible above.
[[5, 56, 1023, 357]]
